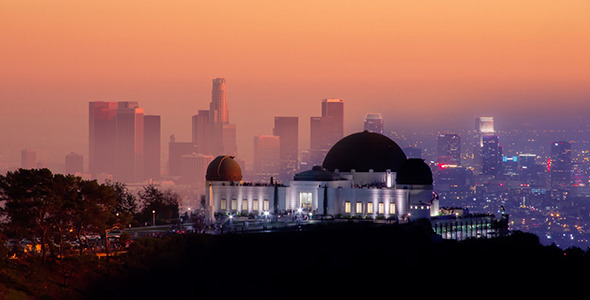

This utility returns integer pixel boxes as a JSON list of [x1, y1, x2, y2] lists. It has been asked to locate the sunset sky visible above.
[[1, 0, 589, 168]]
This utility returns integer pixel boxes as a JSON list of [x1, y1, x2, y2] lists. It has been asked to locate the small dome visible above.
[[396, 158, 433, 185], [322, 131, 407, 172], [293, 166, 343, 181], [206, 155, 242, 181]]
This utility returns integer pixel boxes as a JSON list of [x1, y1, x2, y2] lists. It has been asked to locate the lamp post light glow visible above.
[[152, 210, 156, 226]]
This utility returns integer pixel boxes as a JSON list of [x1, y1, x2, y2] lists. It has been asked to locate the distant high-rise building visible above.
[[321, 99, 344, 145], [191, 110, 210, 154], [309, 99, 344, 167], [481, 135, 501, 176], [437, 134, 461, 165], [273, 116, 298, 181], [209, 78, 229, 124], [191, 78, 237, 157], [65, 152, 84, 174], [115, 102, 144, 183], [21, 148, 37, 169], [168, 135, 197, 177], [143, 115, 161, 180], [89, 101, 146, 183], [550, 141, 572, 188], [89, 101, 118, 177], [253, 135, 281, 179], [364, 113, 383, 134]]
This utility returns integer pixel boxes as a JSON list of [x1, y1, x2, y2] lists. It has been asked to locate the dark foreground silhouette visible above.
[[2, 220, 588, 299]]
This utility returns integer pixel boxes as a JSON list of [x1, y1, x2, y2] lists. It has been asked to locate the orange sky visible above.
[[1, 0, 589, 168]]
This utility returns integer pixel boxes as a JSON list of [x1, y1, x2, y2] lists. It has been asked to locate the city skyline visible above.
[[1, 1, 590, 169]]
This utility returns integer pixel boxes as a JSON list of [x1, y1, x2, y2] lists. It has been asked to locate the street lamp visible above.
[[152, 210, 156, 226]]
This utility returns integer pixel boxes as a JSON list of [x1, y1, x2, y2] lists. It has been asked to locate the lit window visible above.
[[231, 200, 237, 211], [263, 200, 269, 211], [344, 202, 351, 213], [253, 200, 259, 211], [299, 192, 312, 208], [390, 203, 396, 214], [367, 203, 373, 214], [220, 199, 227, 210], [378, 203, 384, 214], [356, 202, 363, 213], [242, 199, 248, 211]]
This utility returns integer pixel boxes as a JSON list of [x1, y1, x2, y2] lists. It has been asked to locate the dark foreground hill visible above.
[[2, 220, 589, 299]]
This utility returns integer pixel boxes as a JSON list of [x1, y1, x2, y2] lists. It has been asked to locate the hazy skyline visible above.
[[1, 0, 589, 168]]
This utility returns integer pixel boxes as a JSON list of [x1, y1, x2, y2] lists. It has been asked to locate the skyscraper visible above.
[[273, 116, 299, 181], [115, 102, 144, 183], [143, 115, 161, 180], [321, 99, 344, 146], [364, 113, 383, 134], [89, 101, 146, 183], [474, 116, 495, 174], [437, 134, 461, 165], [191, 110, 210, 154], [192, 78, 237, 157], [550, 141, 572, 188], [209, 78, 229, 124], [481, 135, 501, 176], [89, 101, 118, 177], [309, 99, 344, 167]]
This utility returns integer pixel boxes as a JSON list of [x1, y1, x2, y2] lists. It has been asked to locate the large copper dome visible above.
[[322, 131, 407, 173], [206, 155, 242, 181]]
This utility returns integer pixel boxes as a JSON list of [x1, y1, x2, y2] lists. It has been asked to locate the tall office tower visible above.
[[89, 101, 118, 177], [550, 141, 572, 188], [309, 99, 344, 167], [191, 110, 210, 154], [143, 115, 161, 180], [273, 116, 299, 181], [168, 135, 197, 177], [364, 113, 384, 134], [321, 99, 344, 145], [65, 152, 84, 174], [89, 101, 146, 183], [481, 135, 502, 176], [437, 134, 461, 165], [192, 78, 238, 156], [209, 78, 229, 124], [253, 135, 281, 179], [115, 102, 144, 183], [21, 148, 37, 169], [475, 116, 494, 146]]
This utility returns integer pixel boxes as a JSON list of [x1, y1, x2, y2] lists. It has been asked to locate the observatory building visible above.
[[205, 131, 438, 223]]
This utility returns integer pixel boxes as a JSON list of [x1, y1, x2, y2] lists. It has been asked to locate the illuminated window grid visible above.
[[344, 201, 351, 213]]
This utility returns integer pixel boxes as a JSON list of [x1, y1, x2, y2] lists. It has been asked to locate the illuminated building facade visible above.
[[204, 131, 508, 239]]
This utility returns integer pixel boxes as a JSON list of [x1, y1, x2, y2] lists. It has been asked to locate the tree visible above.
[[138, 184, 180, 225], [0, 168, 56, 263], [107, 181, 138, 227]]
